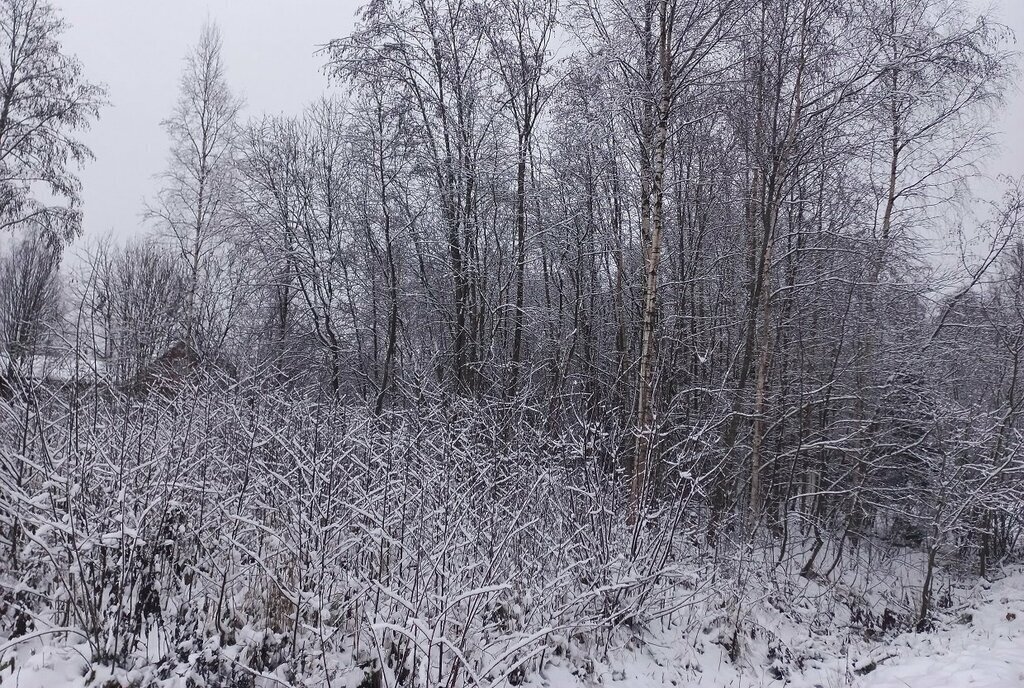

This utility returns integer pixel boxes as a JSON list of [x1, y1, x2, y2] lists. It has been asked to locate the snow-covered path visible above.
[[861, 567, 1024, 688]]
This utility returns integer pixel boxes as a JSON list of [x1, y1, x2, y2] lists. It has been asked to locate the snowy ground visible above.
[[2, 567, 1023, 687], [863, 566, 1024, 688], [523, 565, 1024, 688]]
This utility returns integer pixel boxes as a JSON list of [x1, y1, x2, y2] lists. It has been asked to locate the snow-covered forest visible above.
[[2, 0, 1024, 685]]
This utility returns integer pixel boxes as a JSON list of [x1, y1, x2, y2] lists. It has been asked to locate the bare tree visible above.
[[330, 0, 499, 395], [0, 227, 60, 392], [148, 22, 242, 353], [71, 238, 185, 388], [0, 0, 105, 241], [485, 0, 557, 396]]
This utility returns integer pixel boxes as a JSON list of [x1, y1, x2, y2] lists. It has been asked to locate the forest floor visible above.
[[862, 565, 1024, 688], [526, 564, 1024, 688], [2, 566, 1023, 687]]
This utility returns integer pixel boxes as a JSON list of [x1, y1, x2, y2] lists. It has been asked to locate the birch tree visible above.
[[0, 0, 105, 240], [149, 22, 242, 353]]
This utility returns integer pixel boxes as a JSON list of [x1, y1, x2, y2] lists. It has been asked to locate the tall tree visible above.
[[0, 0, 105, 241], [485, 0, 557, 396], [331, 0, 497, 395], [584, 0, 737, 521], [149, 22, 242, 353]]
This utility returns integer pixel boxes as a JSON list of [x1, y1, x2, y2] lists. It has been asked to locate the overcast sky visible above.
[[53, 0, 1024, 246], [977, 0, 1024, 190], [57, 0, 358, 245]]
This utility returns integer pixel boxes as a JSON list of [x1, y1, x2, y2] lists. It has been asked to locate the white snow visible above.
[[862, 566, 1024, 688], [2, 566, 1024, 687], [516, 564, 1024, 688]]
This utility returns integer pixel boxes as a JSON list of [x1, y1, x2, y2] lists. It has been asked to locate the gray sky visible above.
[[56, 0, 357, 244], [52, 0, 1024, 246], [977, 0, 1024, 186]]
